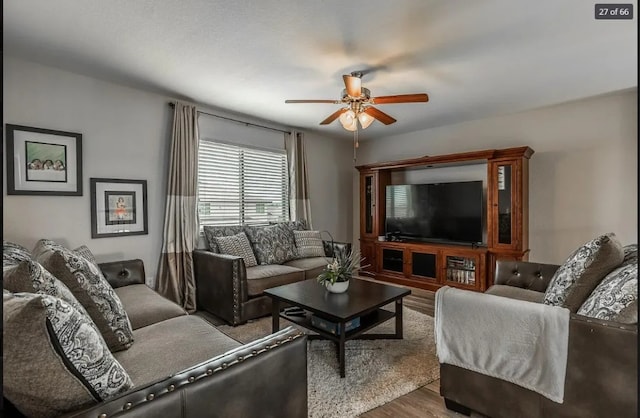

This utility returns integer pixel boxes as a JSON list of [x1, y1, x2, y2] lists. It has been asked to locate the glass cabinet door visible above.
[[363, 174, 375, 236], [497, 164, 512, 245]]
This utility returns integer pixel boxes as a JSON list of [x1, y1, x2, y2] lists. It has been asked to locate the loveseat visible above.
[[194, 221, 351, 325], [3, 242, 308, 418], [437, 236, 638, 418]]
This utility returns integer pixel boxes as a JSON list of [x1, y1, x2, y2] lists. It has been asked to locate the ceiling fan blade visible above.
[[320, 108, 348, 125], [372, 93, 429, 104], [342, 75, 362, 97], [364, 106, 397, 125], [285, 99, 339, 104]]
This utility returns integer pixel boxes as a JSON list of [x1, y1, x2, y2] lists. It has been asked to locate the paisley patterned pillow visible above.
[[203, 225, 245, 253], [244, 223, 299, 265], [3, 240, 32, 270], [33, 239, 134, 352], [74, 244, 98, 266], [543, 233, 624, 312], [577, 263, 637, 323], [3, 258, 90, 318], [3, 291, 133, 417]]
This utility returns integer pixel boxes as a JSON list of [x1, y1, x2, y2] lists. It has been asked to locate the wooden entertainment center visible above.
[[357, 146, 533, 292]]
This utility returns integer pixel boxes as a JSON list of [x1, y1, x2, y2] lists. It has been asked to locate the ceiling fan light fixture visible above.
[[358, 111, 374, 129], [339, 109, 358, 131]]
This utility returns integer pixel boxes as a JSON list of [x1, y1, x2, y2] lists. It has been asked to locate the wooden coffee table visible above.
[[264, 278, 411, 378]]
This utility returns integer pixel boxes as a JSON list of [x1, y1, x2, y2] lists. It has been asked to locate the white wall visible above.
[[3, 56, 354, 284], [354, 89, 638, 264]]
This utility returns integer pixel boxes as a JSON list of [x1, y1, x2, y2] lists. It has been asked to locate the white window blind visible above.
[[198, 140, 289, 227]]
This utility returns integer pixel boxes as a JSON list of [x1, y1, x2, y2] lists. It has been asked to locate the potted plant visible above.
[[317, 250, 365, 293]]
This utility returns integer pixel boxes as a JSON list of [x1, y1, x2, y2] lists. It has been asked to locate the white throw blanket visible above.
[[435, 286, 570, 403]]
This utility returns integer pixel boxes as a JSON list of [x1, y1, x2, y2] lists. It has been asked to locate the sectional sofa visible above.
[[3, 241, 307, 417]]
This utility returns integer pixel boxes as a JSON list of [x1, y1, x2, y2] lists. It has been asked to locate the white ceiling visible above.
[[3, 0, 638, 140]]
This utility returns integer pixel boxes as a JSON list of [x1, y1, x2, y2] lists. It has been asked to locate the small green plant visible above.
[[317, 250, 366, 285]]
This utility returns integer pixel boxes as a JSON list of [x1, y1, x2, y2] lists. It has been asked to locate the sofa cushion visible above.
[[272, 219, 309, 231], [215, 232, 258, 267], [114, 315, 241, 387], [543, 233, 624, 312], [3, 240, 32, 269], [3, 258, 90, 318], [202, 225, 244, 253], [283, 256, 328, 280], [577, 262, 638, 323], [293, 230, 326, 258], [33, 239, 134, 352], [3, 291, 133, 417], [115, 284, 187, 329], [245, 264, 305, 296], [485, 284, 546, 303], [244, 223, 299, 265]]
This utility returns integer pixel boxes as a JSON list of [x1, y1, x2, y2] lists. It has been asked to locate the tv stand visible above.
[[357, 146, 533, 292]]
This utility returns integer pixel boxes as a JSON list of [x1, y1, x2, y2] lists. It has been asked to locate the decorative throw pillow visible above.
[[3, 240, 32, 270], [244, 224, 299, 265], [3, 258, 90, 318], [33, 239, 134, 352], [271, 219, 309, 231], [577, 262, 637, 323], [622, 244, 638, 266], [294, 230, 326, 258], [3, 291, 133, 417], [543, 233, 624, 312], [74, 244, 98, 266], [203, 225, 245, 253], [215, 232, 258, 267]]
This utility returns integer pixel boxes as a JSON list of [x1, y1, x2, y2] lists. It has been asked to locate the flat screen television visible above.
[[385, 181, 484, 244]]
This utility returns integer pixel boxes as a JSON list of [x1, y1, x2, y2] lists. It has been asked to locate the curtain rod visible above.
[[169, 102, 291, 134]]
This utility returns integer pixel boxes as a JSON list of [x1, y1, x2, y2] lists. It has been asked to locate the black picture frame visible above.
[[90, 178, 148, 238], [5, 124, 83, 196]]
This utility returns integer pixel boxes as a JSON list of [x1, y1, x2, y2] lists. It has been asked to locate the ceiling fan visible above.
[[285, 71, 429, 131]]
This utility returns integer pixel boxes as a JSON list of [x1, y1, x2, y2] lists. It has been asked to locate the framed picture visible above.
[[5, 124, 83, 195], [90, 178, 148, 238]]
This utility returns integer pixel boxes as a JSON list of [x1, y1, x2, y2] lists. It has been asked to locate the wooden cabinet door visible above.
[[359, 240, 376, 274], [360, 172, 377, 239]]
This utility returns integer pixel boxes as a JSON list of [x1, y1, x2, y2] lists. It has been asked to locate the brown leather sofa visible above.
[[3, 259, 308, 418], [194, 240, 351, 325], [440, 260, 638, 418]]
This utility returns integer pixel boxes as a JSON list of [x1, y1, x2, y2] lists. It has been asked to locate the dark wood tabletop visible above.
[[264, 278, 410, 322]]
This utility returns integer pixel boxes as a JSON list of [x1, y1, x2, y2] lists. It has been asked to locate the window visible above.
[[198, 140, 289, 227]]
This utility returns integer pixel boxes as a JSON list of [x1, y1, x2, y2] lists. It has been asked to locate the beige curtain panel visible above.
[[156, 102, 199, 312], [285, 131, 312, 227]]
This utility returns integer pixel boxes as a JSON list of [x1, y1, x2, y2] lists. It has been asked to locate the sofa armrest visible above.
[[64, 327, 308, 418], [323, 240, 352, 259], [98, 259, 146, 289], [494, 260, 560, 292], [193, 249, 248, 325]]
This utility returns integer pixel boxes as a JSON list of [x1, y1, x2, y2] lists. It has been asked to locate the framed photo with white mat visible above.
[[90, 178, 148, 238]]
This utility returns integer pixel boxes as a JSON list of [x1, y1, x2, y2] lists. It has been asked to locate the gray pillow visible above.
[[215, 232, 258, 267], [244, 223, 299, 265], [203, 225, 245, 253], [3, 291, 133, 417], [543, 233, 624, 312], [294, 230, 326, 258], [577, 262, 637, 323], [74, 244, 98, 266], [33, 239, 134, 352]]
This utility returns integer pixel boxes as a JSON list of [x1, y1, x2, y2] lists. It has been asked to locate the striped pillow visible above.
[[294, 230, 326, 258], [215, 232, 258, 267]]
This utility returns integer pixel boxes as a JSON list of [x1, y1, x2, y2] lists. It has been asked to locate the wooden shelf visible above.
[[281, 309, 395, 341]]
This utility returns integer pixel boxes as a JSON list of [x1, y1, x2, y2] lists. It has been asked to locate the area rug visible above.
[[217, 306, 439, 418]]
